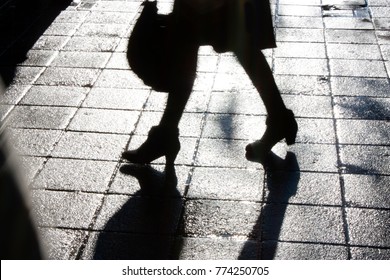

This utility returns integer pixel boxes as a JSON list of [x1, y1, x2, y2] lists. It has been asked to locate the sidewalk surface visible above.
[[0, 0, 389, 259]]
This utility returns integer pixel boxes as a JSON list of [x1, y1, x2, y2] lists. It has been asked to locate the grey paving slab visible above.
[[334, 96, 390, 120], [105, 53, 130, 70], [331, 77, 390, 97], [0, 84, 30, 104], [197, 55, 219, 73], [184, 90, 211, 113], [93, 194, 182, 234], [376, 31, 390, 44], [218, 55, 247, 75], [278, 5, 322, 17], [343, 174, 390, 209], [264, 171, 342, 206], [1, 66, 44, 85], [83, 232, 174, 260], [188, 167, 264, 201], [17, 50, 57, 67], [84, 11, 135, 25], [276, 16, 324, 29], [175, 237, 258, 260], [382, 45, 390, 60], [20, 85, 88, 107], [213, 73, 254, 92], [324, 17, 374, 30], [83, 87, 149, 110], [282, 95, 333, 118], [274, 42, 326, 58], [32, 36, 68, 51], [31, 189, 103, 228], [76, 23, 128, 38], [336, 119, 390, 145], [261, 241, 348, 260], [350, 247, 390, 260], [39, 228, 86, 260], [295, 118, 336, 144], [275, 28, 325, 43], [35, 67, 100, 87], [51, 51, 111, 68], [274, 58, 329, 76], [52, 131, 128, 161], [54, 10, 89, 23], [43, 22, 79, 36], [262, 204, 345, 244], [276, 75, 330, 96], [95, 69, 147, 89], [32, 158, 117, 193], [180, 199, 262, 238], [208, 91, 266, 115], [0, 104, 12, 121], [346, 208, 390, 247], [63, 36, 121, 52], [373, 18, 390, 30], [19, 156, 46, 184], [68, 108, 139, 134], [92, 1, 141, 12], [327, 43, 382, 60], [5, 105, 77, 129], [7, 128, 62, 157], [329, 59, 387, 78], [202, 113, 265, 140], [339, 145, 390, 175], [325, 29, 377, 44], [193, 72, 217, 91], [109, 164, 189, 197]]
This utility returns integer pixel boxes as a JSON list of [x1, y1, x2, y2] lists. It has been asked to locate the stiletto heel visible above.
[[122, 125, 180, 165], [246, 109, 297, 163]]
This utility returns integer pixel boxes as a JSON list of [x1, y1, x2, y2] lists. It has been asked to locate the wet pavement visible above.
[[0, 0, 389, 259]]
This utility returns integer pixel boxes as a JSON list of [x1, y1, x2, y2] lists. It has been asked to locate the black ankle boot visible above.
[[245, 109, 298, 163], [122, 126, 180, 165]]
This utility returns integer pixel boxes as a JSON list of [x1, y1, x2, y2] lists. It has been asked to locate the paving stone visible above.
[[105, 53, 130, 70], [264, 171, 341, 206], [63, 36, 121, 52], [17, 50, 56, 67], [0, 104, 13, 121], [373, 18, 390, 30], [92, 1, 140, 12], [180, 199, 262, 238], [95, 69, 147, 89], [109, 164, 189, 196], [1, 66, 44, 85], [43, 22, 79, 36], [175, 237, 258, 260], [350, 247, 390, 260], [376, 31, 390, 44], [278, 5, 322, 17], [262, 204, 345, 243], [5, 105, 76, 129], [83, 87, 148, 110], [31, 189, 103, 228], [188, 167, 264, 201], [275, 42, 326, 58], [83, 232, 174, 260], [324, 17, 374, 30], [217, 55, 246, 74], [193, 72, 217, 91], [347, 208, 390, 247], [329, 59, 387, 78], [261, 241, 348, 260], [51, 51, 111, 68], [93, 194, 182, 234], [20, 85, 87, 107], [52, 131, 128, 160], [32, 36, 68, 51], [35, 67, 100, 87], [143, 91, 168, 111], [343, 174, 390, 209], [276, 75, 330, 96], [184, 90, 211, 113], [279, 0, 321, 4], [331, 77, 390, 97], [275, 28, 325, 43], [76, 23, 128, 38], [295, 118, 336, 144], [282, 95, 333, 118], [197, 55, 219, 72], [334, 96, 390, 120], [202, 113, 265, 140], [32, 158, 117, 193], [39, 228, 86, 260], [276, 16, 324, 29], [84, 11, 134, 25], [7, 128, 62, 156], [325, 30, 377, 44], [337, 119, 390, 145], [0, 84, 30, 104], [54, 10, 89, 23], [208, 90, 266, 115], [382, 45, 390, 60], [196, 138, 259, 169], [127, 135, 197, 166], [274, 58, 329, 76], [68, 108, 139, 134], [340, 145, 390, 175], [213, 73, 254, 92], [327, 43, 382, 60], [18, 156, 46, 184]]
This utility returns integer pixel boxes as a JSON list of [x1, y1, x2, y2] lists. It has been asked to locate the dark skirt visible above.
[[173, 0, 276, 52]]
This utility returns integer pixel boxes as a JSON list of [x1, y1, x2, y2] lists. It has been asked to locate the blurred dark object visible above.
[[0, 79, 44, 259]]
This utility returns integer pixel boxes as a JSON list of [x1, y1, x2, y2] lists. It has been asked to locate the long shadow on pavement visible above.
[[240, 151, 300, 259], [93, 165, 183, 259]]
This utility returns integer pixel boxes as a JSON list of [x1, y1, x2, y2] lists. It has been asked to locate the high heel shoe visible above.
[[245, 109, 298, 163], [122, 125, 180, 165]]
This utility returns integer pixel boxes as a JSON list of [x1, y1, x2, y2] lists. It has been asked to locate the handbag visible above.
[[127, 0, 172, 92]]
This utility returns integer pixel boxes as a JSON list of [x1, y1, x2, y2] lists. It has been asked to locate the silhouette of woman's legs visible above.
[[235, 44, 298, 162]]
